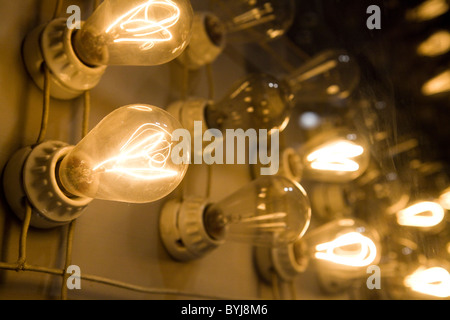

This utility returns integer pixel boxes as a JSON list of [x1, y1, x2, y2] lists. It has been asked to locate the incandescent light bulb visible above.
[[297, 128, 370, 183], [23, 0, 193, 99], [177, 0, 295, 69], [159, 176, 311, 261], [282, 50, 361, 104], [3, 105, 189, 228]]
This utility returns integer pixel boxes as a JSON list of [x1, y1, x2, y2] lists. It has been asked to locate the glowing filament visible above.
[[406, 0, 449, 22], [404, 267, 450, 298], [306, 140, 364, 173], [417, 30, 450, 57], [439, 188, 450, 210], [93, 122, 177, 180], [422, 70, 450, 96], [106, 0, 181, 50], [397, 202, 445, 228], [315, 232, 378, 267]]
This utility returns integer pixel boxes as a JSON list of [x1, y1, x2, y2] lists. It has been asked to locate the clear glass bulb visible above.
[[203, 176, 311, 248], [297, 128, 370, 183], [302, 219, 381, 279], [73, 0, 193, 66], [208, 0, 296, 43], [204, 73, 293, 132], [283, 50, 361, 103], [58, 105, 189, 203]]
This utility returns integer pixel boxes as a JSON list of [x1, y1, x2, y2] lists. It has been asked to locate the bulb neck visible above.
[[159, 198, 224, 261], [2, 141, 93, 228], [22, 18, 106, 100]]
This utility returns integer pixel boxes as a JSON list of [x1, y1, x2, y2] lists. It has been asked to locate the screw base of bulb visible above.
[[3, 141, 93, 228], [22, 18, 106, 100], [254, 241, 309, 283], [159, 198, 222, 261]]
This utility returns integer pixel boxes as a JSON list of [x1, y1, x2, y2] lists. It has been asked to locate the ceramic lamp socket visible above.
[[159, 197, 223, 261], [3, 141, 93, 228], [177, 12, 226, 69], [22, 18, 106, 100], [254, 241, 309, 283]]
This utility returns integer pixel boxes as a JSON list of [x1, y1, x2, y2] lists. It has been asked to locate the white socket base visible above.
[[3, 141, 93, 228], [22, 18, 106, 100], [254, 242, 309, 283], [177, 12, 226, 69], [159, 198, 223, 261]]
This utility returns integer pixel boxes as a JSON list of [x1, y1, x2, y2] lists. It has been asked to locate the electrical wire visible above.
[[34, 65, 50, 146]]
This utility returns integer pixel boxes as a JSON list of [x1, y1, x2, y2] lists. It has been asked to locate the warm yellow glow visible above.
[[422, 70, 450, 96], [404, 267, 450, 298], [439, 188, 450, 210], [417, 30, 450, 57], [397, 201, 445, 228], [314, 232, 378, 267], [93, 121, 177, 180], [106, 0, 181, 50], [406, 0, 449, 22], [306, 140, 364, 172]]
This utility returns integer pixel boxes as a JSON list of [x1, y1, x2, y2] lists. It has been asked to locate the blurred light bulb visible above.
[[304, 219, 381, 270], [23, 0, 193, 99], [417, 30, 450, 57], [282, 50, 361, 103], [439, 187, 450, 209], [396, 201, 446, 229], [208, 0, 296, 43], [167, 73, 293, 138], [177, 0, 295, 69], [205, 73, 293, 132], [74, 0, 193, 66], [298, 129, 370, 183], [404, 266, 450, 298], [406, 0, 449, 22], [255, 218, 381, 288], [422, 69, 450, 96], [59, 105, 188, 203], [159, 176, 311, 261]]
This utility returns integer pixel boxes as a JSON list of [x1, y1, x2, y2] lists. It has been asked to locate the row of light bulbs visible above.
[[2, 0, 449, 299]]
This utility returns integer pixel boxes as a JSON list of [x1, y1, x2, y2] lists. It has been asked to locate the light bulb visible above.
[[177, 0, 295, 69], [159, 176, 311, 261], [395, 201, 446, 231], [208, 0, 296, 43], [421, 69, 450, 96], [297, 128, 370, 183], [73, 0, 193, 66], [406, 0, 449, 22], [417, 30, 450, 57], [167, 73, 293, 136], [3, 104, 188, 228], [59, 105, 188, 203], [22, 0, 193, 99], [254, 218, 381, 289], [385, 259, 450, 300], [282, 50, 361, 104], [439, 187, 450, 209], [404, 266, 450, 298], [204, 73, 293, 132]]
